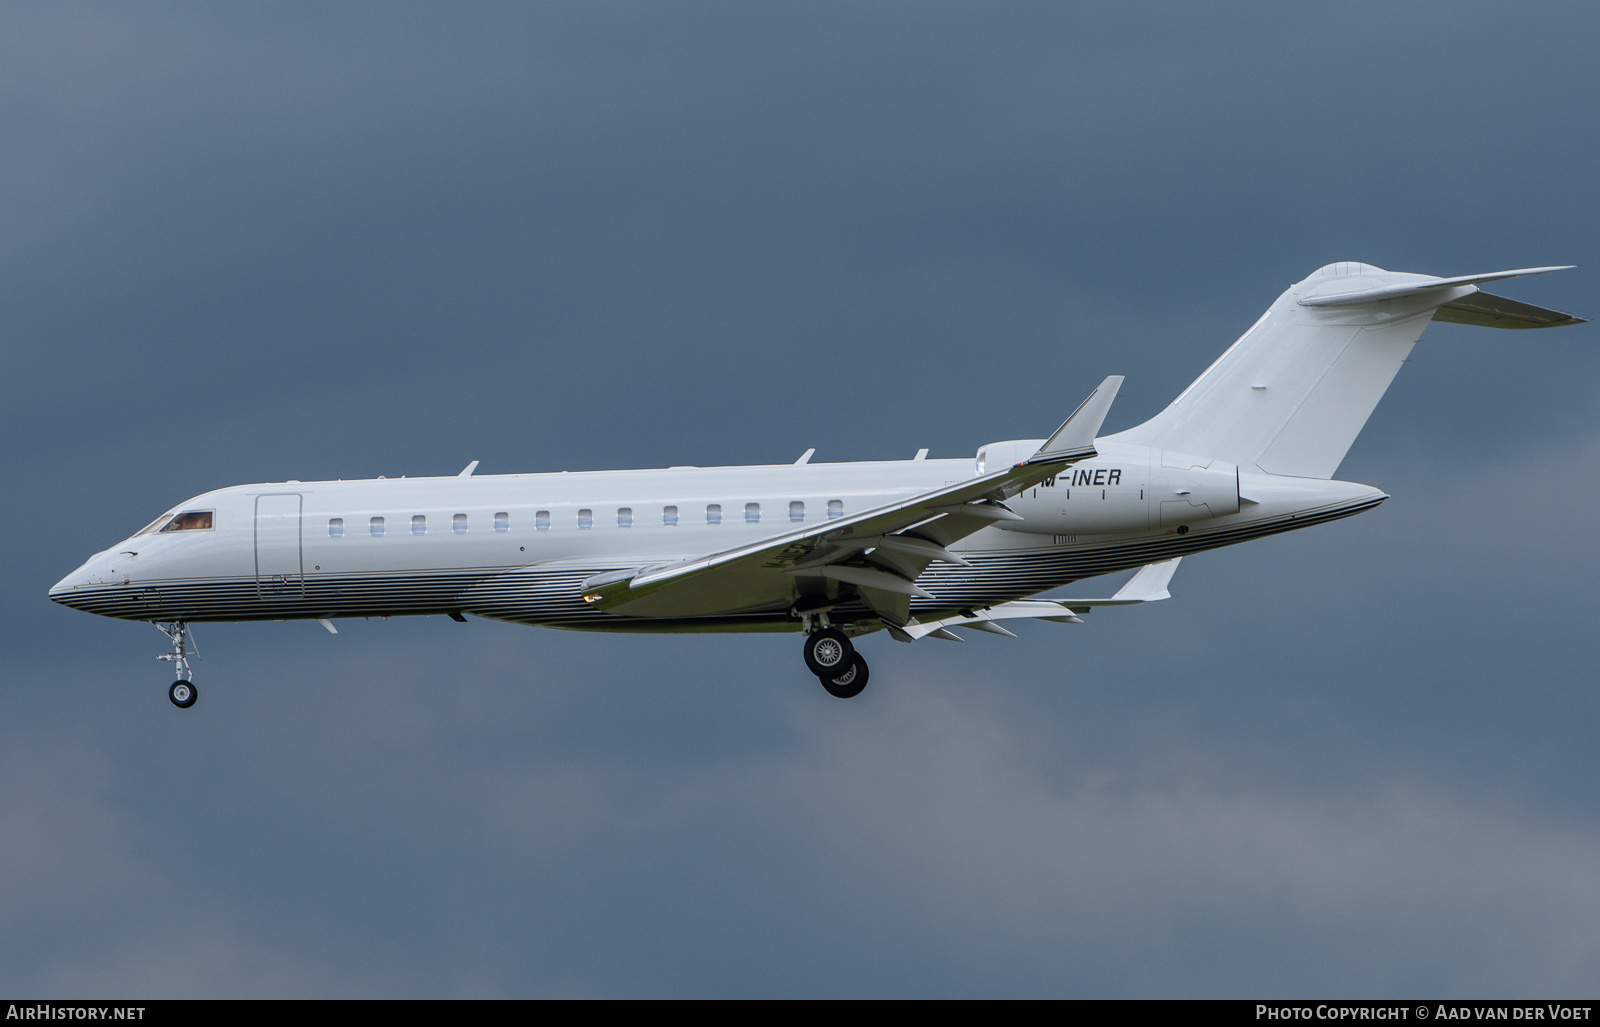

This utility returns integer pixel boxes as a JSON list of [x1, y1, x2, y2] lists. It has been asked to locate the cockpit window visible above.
[[141, 510, 214, 535], [135, 514, 174, 536]]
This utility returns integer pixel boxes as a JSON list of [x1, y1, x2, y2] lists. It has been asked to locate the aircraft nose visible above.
[[49, 550, 123, 609], [49, 564, 95, 607], [50, 573, 84, 608]]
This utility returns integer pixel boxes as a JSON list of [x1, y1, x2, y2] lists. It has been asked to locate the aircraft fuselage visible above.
[[50, 442, 1382, 632]]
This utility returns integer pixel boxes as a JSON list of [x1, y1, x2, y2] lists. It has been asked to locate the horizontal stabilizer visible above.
[[1298, 266, 1574, 307], [1433, 290, 1587, 329]]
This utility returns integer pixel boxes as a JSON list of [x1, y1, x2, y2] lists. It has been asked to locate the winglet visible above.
[[458, 460, 480, 477], [1032, 375, 1124, 464], [1111, 557, 1180, 601]]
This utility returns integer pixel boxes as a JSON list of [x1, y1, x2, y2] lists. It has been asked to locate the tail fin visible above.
[[1106, 262, 1581, 479]]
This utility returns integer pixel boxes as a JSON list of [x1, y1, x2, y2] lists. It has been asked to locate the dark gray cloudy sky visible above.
[[5, 1, 1599, 997]]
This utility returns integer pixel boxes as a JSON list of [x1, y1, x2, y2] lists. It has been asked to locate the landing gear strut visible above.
[[156, 621, 198, 709]]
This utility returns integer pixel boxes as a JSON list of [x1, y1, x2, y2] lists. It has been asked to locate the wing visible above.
[[579, 376, 1124, 624]]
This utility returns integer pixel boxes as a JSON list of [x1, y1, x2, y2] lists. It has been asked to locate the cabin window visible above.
[[663, 505, 678, 526], [370, 516, 385, 538], [411, 515, 427, 535], [157, 511, 213, 533], [617, 507, 633, 528], [328, 518, 344, 538], [453, 513, 468, 534], [578, 508, 593, 529], [535, 510, 549, 531], [706, 503, 722, 525], [789, 501, 804, 523], [745, 502, 760, 523], [828, 500, 843, 519], [495, 511, 509, 532]]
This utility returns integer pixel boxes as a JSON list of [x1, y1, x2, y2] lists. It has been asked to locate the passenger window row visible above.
[[327, 513, 512, 538], [328, 500, 845, 537], [570, 501, 845, 529]]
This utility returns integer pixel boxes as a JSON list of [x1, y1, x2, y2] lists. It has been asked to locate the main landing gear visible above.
[[820, 653, 869, 700], [801, 623, 870, 700], [156, 621, 198, 709]]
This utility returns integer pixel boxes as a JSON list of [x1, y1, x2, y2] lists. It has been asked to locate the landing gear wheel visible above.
[[821, 654, 869, 700], [168, 680, 197, 709], [802, 628, 855, 678]]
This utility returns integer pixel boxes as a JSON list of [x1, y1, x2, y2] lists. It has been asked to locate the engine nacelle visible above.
[[976, 441, 1239, 536], [974, 439, 1047, 476], [1149, 450, 1240, 528]]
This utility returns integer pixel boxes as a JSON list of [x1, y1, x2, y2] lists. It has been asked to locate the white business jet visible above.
[[51, 262, 1584, 707]]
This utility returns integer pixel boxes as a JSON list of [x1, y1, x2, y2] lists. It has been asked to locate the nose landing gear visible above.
[[155, 621, 198, 709]]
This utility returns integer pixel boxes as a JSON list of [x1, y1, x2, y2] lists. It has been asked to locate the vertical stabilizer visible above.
[[1106, 262, 1576, 479]]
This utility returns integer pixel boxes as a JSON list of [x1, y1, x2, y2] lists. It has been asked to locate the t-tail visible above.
[[1106, 262, 1584, 479]]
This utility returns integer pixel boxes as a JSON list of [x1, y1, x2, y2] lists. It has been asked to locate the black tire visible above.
[[168, 679, 197, 709], [802, 628, 855, 678], [821, 654, 869, 700]]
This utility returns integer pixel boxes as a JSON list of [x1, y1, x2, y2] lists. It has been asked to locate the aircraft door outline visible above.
[[255, 493, 304, 599]]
